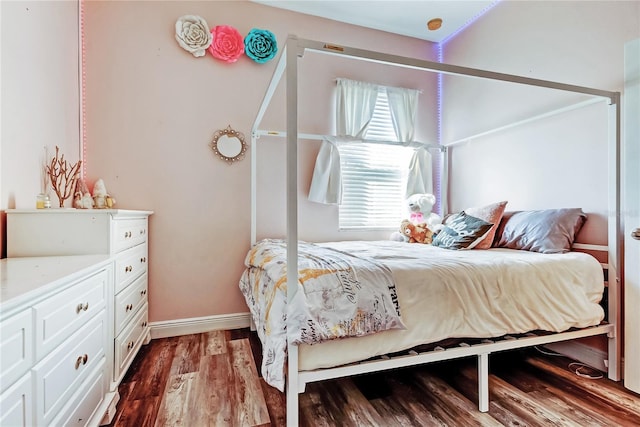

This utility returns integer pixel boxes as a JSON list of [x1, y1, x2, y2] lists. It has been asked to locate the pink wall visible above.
[[1, 1, 80, 209], [441, 0, 639, 245], [83, 1, 439, 322]]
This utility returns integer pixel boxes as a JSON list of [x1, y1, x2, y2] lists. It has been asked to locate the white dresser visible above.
[[6, 208, 153, 425], [1, 255, 112, 427]]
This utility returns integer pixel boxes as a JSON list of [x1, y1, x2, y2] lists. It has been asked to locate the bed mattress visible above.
[[241, 240, 605, 390], [298, 241, 604, 371]]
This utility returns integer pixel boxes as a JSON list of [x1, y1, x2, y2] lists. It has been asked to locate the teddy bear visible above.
[[390, 193, 443, 242], [406, 193, 443, 232], [400, 219, 433, 244]]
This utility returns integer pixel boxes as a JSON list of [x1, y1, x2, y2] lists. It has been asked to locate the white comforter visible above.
[[298, 241, 604, 372]]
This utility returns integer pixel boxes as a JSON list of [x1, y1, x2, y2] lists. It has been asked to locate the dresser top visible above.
[[0, 255, 111, 315], [5, 209, 153, 216]]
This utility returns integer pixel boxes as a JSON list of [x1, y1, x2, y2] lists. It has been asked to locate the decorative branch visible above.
[[46, 146, 82, 208]]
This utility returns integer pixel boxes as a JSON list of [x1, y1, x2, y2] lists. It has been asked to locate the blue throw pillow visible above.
[[432, 211, 493, 250]]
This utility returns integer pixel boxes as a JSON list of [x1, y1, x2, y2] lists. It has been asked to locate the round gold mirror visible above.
[[210, 126, 247, 164]]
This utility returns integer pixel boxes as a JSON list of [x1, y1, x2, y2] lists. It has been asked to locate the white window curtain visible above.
[[308, 136, 345, 204], [386, 86, 419, 143], [336, 78, 379, 138], [405, 146, 433, 197], [309, 78, 430, 206]]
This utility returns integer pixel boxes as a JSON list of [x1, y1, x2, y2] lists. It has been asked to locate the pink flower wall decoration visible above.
[[208, 25, 244, 63]]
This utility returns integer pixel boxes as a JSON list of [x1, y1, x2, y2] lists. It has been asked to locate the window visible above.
[[339, 89, 415, 230]]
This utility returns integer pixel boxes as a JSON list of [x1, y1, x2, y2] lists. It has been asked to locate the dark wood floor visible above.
[[106, 329, 640, 426]]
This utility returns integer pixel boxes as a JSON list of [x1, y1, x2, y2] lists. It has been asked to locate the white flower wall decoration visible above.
[[175, 15, 212, 57]]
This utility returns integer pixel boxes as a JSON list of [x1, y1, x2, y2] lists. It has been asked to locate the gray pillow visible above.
[[432, 211, 493, 250], [495, 208, 586, 254]]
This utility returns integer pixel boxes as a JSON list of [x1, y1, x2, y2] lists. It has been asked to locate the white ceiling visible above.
[[253, 1, 497, 43]]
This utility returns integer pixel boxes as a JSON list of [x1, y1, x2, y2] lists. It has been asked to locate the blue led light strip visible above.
[[434, 1, 500, 215]]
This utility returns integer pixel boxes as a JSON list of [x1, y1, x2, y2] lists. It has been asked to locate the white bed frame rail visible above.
[[296, 324, 615, 411], [251, 35, 622, 426]]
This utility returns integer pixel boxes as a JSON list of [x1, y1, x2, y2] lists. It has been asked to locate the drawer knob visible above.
[[124, 231, 132, 238], [125, 303, 133, 312], [74, 354, 89, 369], [140, 289, 147, 296], [139, 229, 144, 235], [76, 302, 89, 313], [127, 341, 135, 351], [140, 257, 147, 263], [142, 321, 148, 328], [125, 265, 133, 273]]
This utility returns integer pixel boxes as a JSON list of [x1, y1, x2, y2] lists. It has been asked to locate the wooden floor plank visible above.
[[528, 390, 614, 427], [484, 374, 580, 426], [413, 368, 503, 427], [439, 362, 535, 427], [299, 383, 340, 427], [525, 355, 640, 417], [375, 372, 450, 426], [228, 339, 270, 426], [169, 334, 202, 375], [324, 378, 386, 426], [106, 381, 136, 427], [113, 397, 161, 427], [187, 354, 234, 426], [260, 379, 286, 427], [153, 372, 198, 427], [458, 361, 563, 427], [494, 356, 621, 426], [127, 337, 178, 400], [485, 400, 536, 427], [202, 330, 227, 356], [123, 337, 178, 384]]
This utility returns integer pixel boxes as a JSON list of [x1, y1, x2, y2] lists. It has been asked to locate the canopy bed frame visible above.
[[250, 35, 622, 426]]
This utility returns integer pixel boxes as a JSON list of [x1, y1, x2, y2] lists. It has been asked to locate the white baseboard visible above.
[[544, 341, 608, 372], [149, 312, 252, 339]]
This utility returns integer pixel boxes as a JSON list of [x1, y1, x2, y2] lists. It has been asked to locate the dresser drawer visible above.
[[115, 273, 148, 336], [34, 310, 106, 426], [34, 269, 108, 361], [0, 309, 32, 392], [0, 373, 33, 427], [115, 304, 148, 380], [114, 244, 148, 294], [113, 218, 148, 253], [50, 357, 106, 427]]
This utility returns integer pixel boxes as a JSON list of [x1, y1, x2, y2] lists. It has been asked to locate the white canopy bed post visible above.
[[478, 352, 489, 412], [607, 94, 622, 381], [285, 35, 301, 427], [439, 145, 449, 216]]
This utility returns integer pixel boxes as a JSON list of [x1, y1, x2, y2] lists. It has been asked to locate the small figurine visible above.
[[73, 178, 94, 209], [93, 178, 115, 209]]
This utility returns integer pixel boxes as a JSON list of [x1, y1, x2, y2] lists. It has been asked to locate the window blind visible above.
[[339, 143, 414, 230], [364, 89, 397, 141]]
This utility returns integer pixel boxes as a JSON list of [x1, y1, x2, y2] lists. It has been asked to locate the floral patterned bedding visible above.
[[239, 239, 405, 391]]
